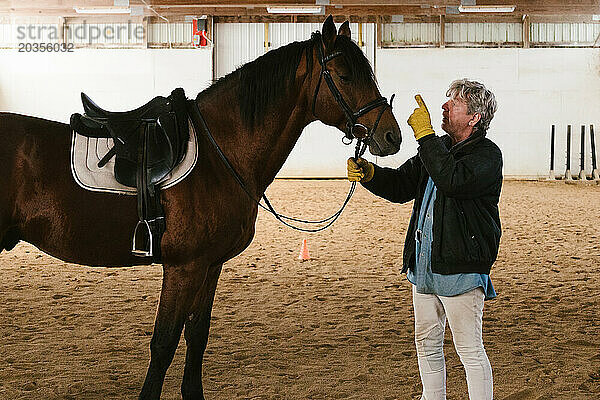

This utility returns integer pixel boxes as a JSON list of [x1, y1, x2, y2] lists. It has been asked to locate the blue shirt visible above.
[[407, 177, 496, 300]]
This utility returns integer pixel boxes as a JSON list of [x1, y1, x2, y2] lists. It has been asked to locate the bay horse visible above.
[[0, 17, 401, 399]]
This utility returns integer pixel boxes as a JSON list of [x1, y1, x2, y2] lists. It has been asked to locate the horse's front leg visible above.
[[181, 263, 223, 400], [139, 265, 198, 400]]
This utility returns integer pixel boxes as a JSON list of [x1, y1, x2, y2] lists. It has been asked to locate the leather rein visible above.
[[188, 32, 395, 232]]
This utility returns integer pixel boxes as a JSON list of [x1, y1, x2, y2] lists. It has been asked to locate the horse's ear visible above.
[[321, 15, 336, 50], [338, 21, 351, 38]]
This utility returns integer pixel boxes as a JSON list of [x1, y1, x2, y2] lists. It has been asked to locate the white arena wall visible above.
[[376, 47, 600, 179], [0, 44, 599, 178], [0, 48, 213, 123]]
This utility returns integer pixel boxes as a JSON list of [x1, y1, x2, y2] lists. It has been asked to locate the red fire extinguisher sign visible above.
[[193, 18, 208, 47]]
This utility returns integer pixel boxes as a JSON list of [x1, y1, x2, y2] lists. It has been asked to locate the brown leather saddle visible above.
[[70, 88, 189, 261]]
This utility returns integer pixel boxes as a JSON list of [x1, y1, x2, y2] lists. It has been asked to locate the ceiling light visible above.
[[266, 6, 324, 14], [458, 5, 516, 13], [74, 7, 131, 14]]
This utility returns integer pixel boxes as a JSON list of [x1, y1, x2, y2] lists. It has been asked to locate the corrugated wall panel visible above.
[[148, 23, 168, 44], [445, 22, 522, 44], [361, 23, 376, 68], [148, 22, 193, 46], [269, 22, 320, 49], [531, 22, 600, 45], [269, 22, 374, 66], [382, 23, 440, 45], [215, 23, 265, 79]]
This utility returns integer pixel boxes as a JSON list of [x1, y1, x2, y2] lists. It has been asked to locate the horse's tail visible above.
[[0, 113, 23, 254], [0, 227, 20, 254]]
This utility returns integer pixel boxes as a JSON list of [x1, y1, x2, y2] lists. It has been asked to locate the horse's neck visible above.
[[196, 78, 313, 197]]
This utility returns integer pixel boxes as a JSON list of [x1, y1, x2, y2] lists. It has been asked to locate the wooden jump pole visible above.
[[579, 125, 587, 180], [549, 125, 555, 180], [565, 125, 572, 180], [591, 124, 599, 180]]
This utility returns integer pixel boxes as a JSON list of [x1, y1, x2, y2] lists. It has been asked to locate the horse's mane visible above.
[[199, 32, 376, 128]]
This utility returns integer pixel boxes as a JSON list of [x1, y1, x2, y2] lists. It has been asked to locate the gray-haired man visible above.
[[347, 79, 502, 400]]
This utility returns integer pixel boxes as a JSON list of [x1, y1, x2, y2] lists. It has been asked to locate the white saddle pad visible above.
[[71, 120, 198, 195]]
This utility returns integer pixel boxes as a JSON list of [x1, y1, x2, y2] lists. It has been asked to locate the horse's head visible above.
[[310, 16, 401, 157]]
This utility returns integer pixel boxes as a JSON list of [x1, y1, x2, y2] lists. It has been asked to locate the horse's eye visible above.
[[339, 75, 351, 83]]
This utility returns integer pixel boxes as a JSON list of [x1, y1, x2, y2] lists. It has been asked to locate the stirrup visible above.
[[132, 220, 153, 257]]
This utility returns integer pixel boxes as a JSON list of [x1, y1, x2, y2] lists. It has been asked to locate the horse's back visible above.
[[0, 112, 138, 264], [0, 112, 71, 170], [0, 112, 69, 138], [0, 111, 72, 194]]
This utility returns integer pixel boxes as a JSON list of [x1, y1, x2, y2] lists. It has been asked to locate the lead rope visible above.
[[257, 135, 369, 233], [189, 100, 359, 233]]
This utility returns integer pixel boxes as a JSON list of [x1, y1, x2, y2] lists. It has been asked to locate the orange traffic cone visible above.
[[298, 238, 311, 261]]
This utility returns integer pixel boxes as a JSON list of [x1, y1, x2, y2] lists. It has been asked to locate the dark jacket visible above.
[[362, 130, 503, 275]]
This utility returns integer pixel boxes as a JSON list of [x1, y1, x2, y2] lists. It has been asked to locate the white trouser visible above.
[[412, 286, 493, 400]]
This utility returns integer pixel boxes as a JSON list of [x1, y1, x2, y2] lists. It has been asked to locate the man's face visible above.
[[441, 96, 477, 137]]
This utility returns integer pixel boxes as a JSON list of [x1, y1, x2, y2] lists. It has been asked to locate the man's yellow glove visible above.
[[347, 157, 374, 183], [407, 94, 435, 140]]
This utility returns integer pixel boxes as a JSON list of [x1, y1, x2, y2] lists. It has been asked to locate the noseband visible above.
[[310, 32, 395, 158]]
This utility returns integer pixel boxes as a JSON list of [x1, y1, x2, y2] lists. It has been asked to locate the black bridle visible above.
[[311, 32, 395, 160], [187, 31, 394, 232]]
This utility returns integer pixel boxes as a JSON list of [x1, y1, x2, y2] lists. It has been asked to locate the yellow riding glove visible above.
[[347, 157, 374, 183], [407, 94, 435, 141]]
